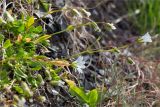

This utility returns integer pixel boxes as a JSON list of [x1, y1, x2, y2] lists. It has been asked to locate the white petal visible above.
[[141, 32, 152, 42], [78, 61, 85, 65], [77, 56, 84, 62], [78, 64, 86, 69], [77, 61, 85, 66], [52, 89, 59, 95], [77, 68, 83, 74], [107, 23, 116, 30]]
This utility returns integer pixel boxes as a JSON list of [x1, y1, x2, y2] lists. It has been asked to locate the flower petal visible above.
[[77, 68, 83, 74], [76, 56, 84, 62], [141, 32, 152, 43]]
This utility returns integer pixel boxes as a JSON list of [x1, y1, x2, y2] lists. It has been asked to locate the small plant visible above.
[[0, 12, 66, 102], [66, 79, 99, 107]]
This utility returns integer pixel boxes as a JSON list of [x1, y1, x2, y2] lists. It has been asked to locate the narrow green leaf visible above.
[[3, 39, 12, 49], [70, 86, 88, 103], [14, 68, 27, 79], [34, 35, 51, 44], [13, 85, 24, 94]]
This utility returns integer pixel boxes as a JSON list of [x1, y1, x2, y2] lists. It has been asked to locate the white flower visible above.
[[107, 23, 116, 30], [140, 32, 152, 43], [52, 89, 59, 95], [73, 56, 86, 74]]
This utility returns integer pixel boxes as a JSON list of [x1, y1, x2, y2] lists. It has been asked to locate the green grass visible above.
[[127, 0, 160, 34]]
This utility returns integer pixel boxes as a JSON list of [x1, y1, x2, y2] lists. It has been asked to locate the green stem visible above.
[[67, 44, 130, 59]]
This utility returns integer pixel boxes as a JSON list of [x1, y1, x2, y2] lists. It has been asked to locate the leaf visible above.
[[21, 82, 33, 97], [0, 70, 8, 80], [33, 55, 48, 61], [45, 70, 52, 80], [28, 26, 43, 34], [50, 60, 70, 67], [0, 34, 4, 42], [27, 76, 38, 87], [18, 24, 25, 32], [71, 86, 88, 103], [88, 89, 98, 107], [34, 35, 51, 44], [26, 16, 34, 29], [50, 70, 60, 80], [14, 68, 27, 79], [65, 79, 88, 103], [39, 0, 50, 12], [34, 26, 43, 33], [65, 79, 75, 87], [3, 39, 12, 49], [28, 61, 42, 71], [5, 47, 14, 57], [13, 85, 23, 94], [0, 70, 10, 85], [16, 48, 26, 58], [37, 96, 46, 102], [36, 74, 44, 85]]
